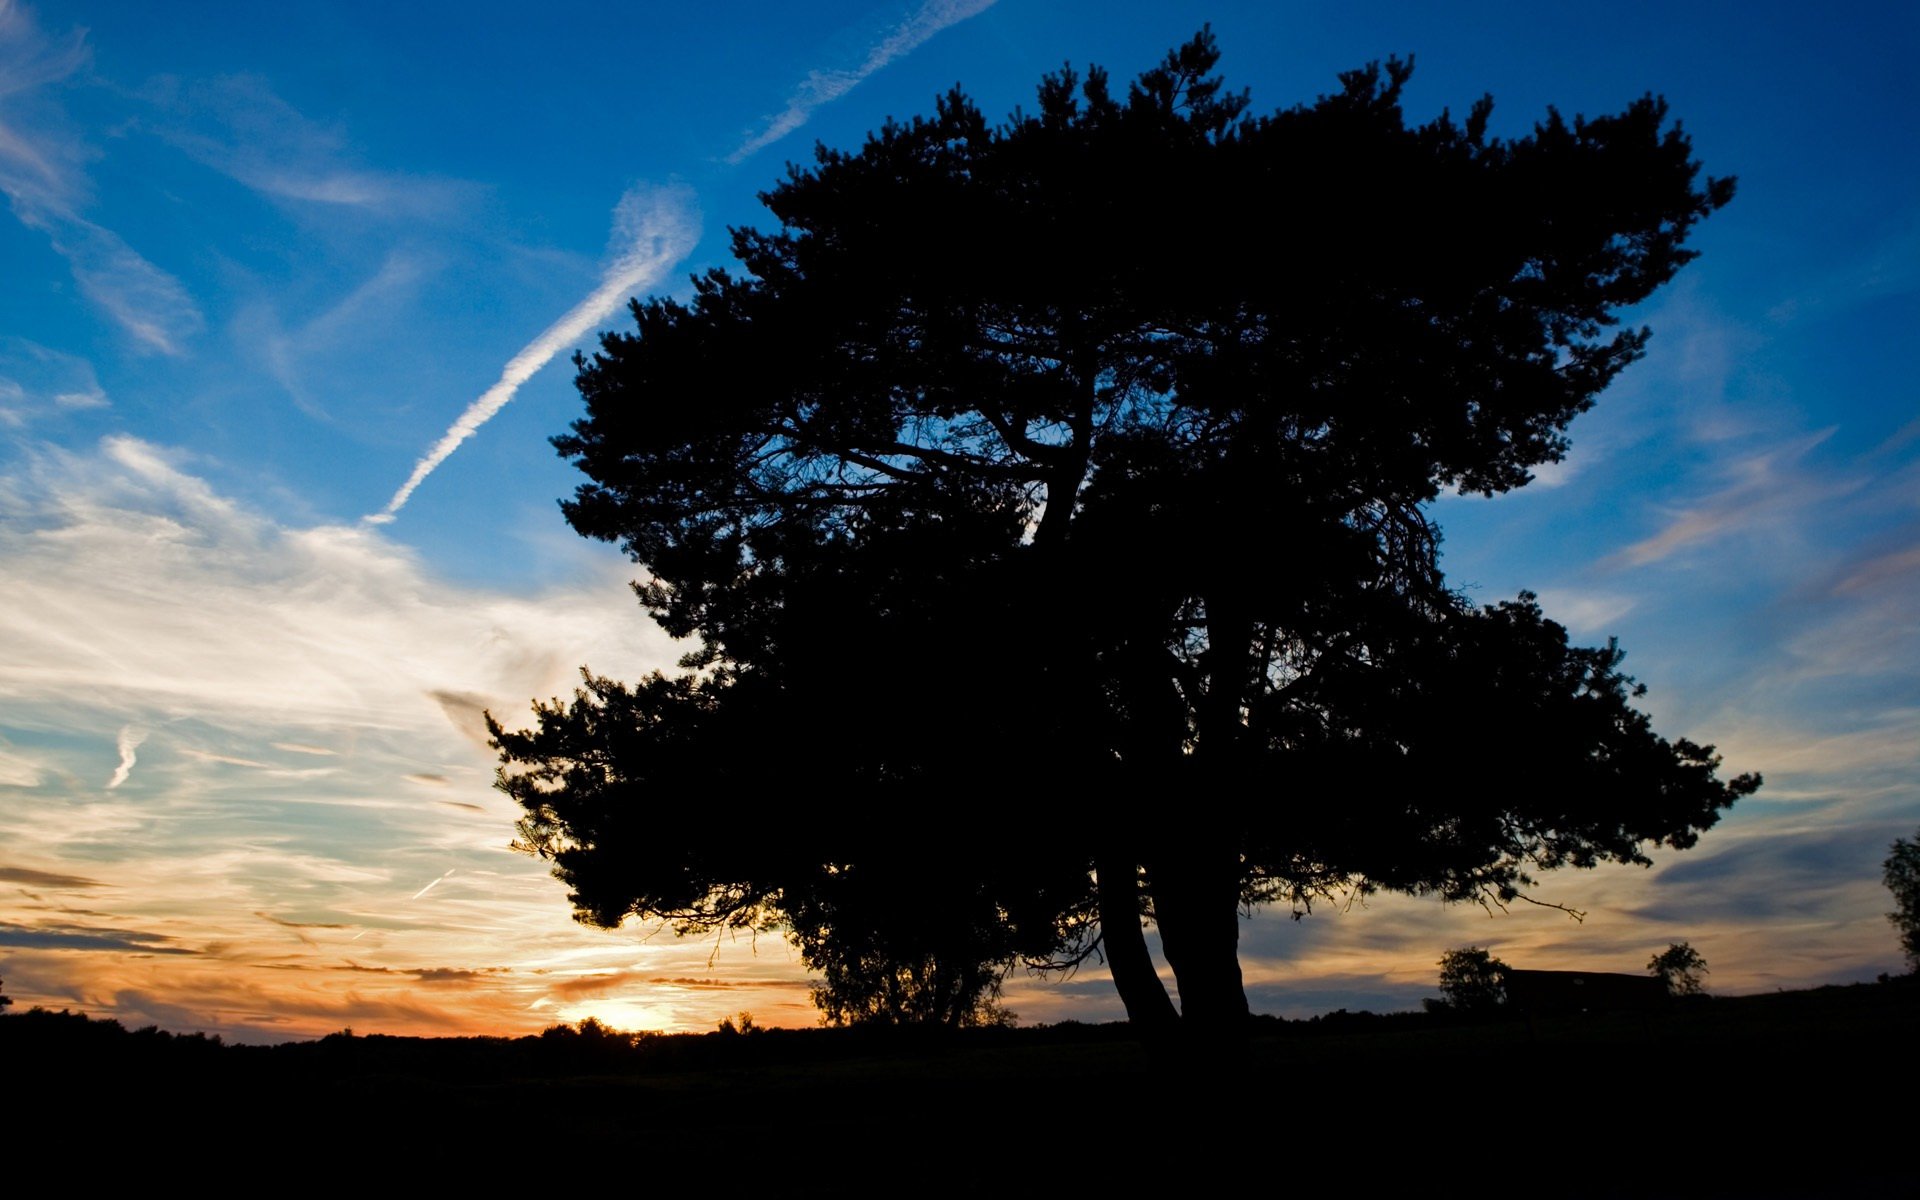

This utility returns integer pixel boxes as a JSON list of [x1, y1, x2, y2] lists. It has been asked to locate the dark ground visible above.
[[6, 980, 1912, 1193]]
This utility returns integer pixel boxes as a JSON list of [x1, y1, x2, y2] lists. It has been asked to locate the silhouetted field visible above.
[[8, 980, 1912, 1191]]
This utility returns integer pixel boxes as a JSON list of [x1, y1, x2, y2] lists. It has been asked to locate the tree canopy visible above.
[[1432, 947, 1510, 1013], [492, 30, 1758, 1032], [1649, 941, 1709, 996]]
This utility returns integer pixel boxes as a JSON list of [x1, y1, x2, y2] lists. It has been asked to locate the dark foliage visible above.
[[493, 29, 1757, 1031], [1649, 941, 1710, 995], [492, 670, 1086, 1025], [1431, 946, 1510, 1013], [1886, 830, 1920, 973], [5, 986, 1916, 1193]]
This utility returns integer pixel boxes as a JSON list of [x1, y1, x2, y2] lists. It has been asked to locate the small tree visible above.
[[1886, 831, 1920, 973], [715, 1012, 760, 1035], [1649, 941, 1709, 996], [1434, 947, 1510, 1013]]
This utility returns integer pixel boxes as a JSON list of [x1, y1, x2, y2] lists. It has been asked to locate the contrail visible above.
[[728, 0, 998, 164], [366, 183, 700, 524], [410, 868, 455, 901], [367, 1, 988, 522], [106, 724, 146, 789]]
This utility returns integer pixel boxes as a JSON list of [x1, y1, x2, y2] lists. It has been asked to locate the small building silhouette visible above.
[[1504, 969, 1668, 1015]]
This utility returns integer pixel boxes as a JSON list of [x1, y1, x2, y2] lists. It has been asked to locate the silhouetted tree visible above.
[[714, 1011, 760, 1034], [495, 29, 1759, 1035], [1649, 941, 1709, 996], [785, 864, 1020, 1027], [804, 940, 1013, 1029], [1432, 947, 1510, 1013], [493, 669, 1090, 1027], [1886, 831, 1920, 973]]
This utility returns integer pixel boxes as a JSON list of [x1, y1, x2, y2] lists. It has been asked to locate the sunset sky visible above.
[[2, 0, 1914, 1041]]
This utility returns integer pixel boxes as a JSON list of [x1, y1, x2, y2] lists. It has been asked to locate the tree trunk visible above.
[[1095, 854, 1179, 1029], [1150, 841, 1250, 1033], [1153, 585, 1256, 1033]]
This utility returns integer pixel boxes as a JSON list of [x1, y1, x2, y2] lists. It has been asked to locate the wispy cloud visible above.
[[0, 865, 104, 888], [40, 216, 203, 354], [258, 912, 349, 932], [728, 0, 997, 164], [368, 182, 700, 523], [331, 962, 509, 985], [1529, 587, 1636, 635], [0, 0, 88, 209], [0, 919, 194, 954], [545, 969, 655, 1001], [178, 748, 271, 769], [0, 435, 782, 1036], [143, 73, 470, 216], [1834, 543, 1920, 597], [251, 250, 432, 421], [0, 435, 678, 732], [106, 724, 145, 789], [0, 744, 44, 786], [0, 337, 107, 427], [0, 2, 202, 352], [1611, 429, 1853, 568]]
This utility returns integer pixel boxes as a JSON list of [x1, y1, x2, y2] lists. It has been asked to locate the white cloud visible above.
[[106, 724, 145, 788], [727, 0, 998, 164], [0, 436, 679, 735], [0, 434, 800, 1036], [1709, 714, 1920, 785], [0, 2, 202, 352], [1520, 453, 1581, 489], [369, 181, 700, 523], [1530, 587, 1636, 634]]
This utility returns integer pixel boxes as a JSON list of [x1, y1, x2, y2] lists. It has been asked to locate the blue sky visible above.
[[1, 0, 1914, 1038]]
